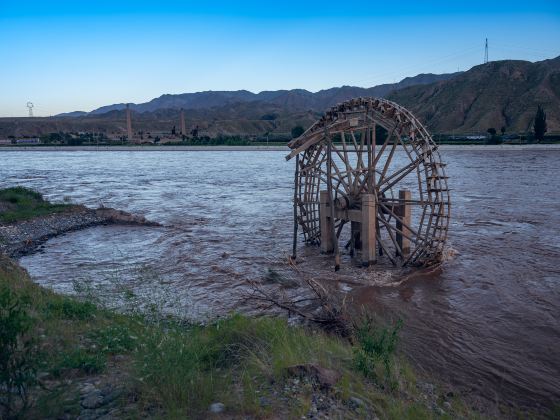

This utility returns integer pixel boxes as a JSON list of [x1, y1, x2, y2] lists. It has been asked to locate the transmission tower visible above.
[[484, 38, 488, 64], [26, 101, 34, 117]]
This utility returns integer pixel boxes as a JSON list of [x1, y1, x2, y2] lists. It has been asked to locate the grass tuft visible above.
[[45, 297, 97, 320], [0, 187, 73, 223]]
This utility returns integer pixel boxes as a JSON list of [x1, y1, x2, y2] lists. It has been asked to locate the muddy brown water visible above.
[[2, 149, 559, 410]]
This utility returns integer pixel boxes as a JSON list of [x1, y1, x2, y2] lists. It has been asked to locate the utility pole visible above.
[[484, 38, 489, 64]]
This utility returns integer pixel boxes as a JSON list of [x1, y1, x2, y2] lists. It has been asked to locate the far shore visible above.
[[1, 144, 560, 152]]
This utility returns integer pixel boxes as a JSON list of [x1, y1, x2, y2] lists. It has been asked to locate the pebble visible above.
[[418, 381, 435, 395], [77, 407, 108, 420], [349, 397, 365, 408], [81, 390, 104, 409], [209, 402, 225, 413]]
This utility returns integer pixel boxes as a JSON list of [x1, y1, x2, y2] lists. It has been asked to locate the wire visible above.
[[355, 44, 481, 87]]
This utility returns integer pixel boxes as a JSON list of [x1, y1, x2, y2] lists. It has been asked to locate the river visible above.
[[1, 148, 559, 411]]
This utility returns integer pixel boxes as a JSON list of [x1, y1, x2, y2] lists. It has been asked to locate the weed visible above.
[[353, 315, 403, 385], [0, 285, 38, 417], [45, 297, 97, 320], [89, 324, 139, 354], [50, 349, 106, 377]]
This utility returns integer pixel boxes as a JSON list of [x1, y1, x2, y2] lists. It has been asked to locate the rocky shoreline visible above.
[[0, 206, 160, 258]]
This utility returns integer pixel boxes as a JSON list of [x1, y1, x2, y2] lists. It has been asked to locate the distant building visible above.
[[0, 139, 13, 145], [16, 138, 41, 144]]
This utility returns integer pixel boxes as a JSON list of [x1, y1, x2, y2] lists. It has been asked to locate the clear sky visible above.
[[1, 0, 559, 116]]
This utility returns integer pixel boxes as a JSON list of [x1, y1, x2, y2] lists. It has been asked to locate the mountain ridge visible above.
[[4, 57, 559, 138], [387, 56, 560, 132], [74, 72, 460, 116]]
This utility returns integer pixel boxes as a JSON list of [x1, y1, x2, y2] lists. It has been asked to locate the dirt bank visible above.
[[0, 206, 160, 258]]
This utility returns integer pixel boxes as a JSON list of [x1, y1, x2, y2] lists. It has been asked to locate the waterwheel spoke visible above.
[[291, 98, 450, 267], [376, 211, 403, 258], [376, 235, 396, 265], [354, 123, 399, 195], [338, 132, 354, 189], [378, 157, 423, 194], [378, 130, 398, 186], [377, 200, 423, 239]]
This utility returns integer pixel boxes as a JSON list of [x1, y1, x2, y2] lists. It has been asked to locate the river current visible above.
[[1, 149, 559, 410]]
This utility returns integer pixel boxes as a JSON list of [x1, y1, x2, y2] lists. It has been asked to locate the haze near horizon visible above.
[[0, 0, 559, 116]]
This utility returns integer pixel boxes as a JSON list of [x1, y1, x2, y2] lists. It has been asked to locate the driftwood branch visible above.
[[245, 256, 352, 336]]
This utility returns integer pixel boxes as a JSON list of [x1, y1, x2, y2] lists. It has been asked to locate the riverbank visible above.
[[0, 189, 441, 418], [0, 187, 159, 258], [1, 252, 482, 419], [2, 187, 555, 418], [2, 144, 560, 152]]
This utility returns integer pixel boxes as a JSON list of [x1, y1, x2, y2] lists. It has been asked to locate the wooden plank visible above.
[[361, 193, 377, 266], [319, 190, 333, 253], [396, 189, 412, 256]]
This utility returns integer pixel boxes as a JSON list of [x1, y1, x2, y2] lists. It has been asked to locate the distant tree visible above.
[[291, 126, 305, 139], [533, 105, 547, 142], [260, 113, 278, 121], [191, 125, 199, 138], [485, 127, 502, 145], [171, 126, 176, 136], [500, 126, 506, 135]]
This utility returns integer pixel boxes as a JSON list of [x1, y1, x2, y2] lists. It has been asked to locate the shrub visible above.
[[89, 324, 139, 354], [291, 126, 305, 139], [0, 286, 38, 417], [50, 349, 105, 377], [45, 297, 97, 320], [352, 316, 403, 384]]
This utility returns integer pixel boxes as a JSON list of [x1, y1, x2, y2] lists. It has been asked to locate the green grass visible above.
[[0, 187, 73, 223], [0, 254, 493, 419]]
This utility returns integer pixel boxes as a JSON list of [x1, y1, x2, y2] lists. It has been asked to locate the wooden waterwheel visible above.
[[287, 97, 450, 270]]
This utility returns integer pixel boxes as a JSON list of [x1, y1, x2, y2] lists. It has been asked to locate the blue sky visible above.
[[1, 1, 559, 116]]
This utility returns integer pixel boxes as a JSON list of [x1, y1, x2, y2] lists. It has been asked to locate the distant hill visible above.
[[387, 57, 560, 133], [82, 72, 460, 115], [56, 111, 88, 117], [4, 58, 559, 138]]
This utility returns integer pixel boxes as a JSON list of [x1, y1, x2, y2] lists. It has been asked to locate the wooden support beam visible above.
[[320, 190, 334, 253], [361, 193, 377, 266], [396, 189, 412, 256], [291, 154, 299, 260]]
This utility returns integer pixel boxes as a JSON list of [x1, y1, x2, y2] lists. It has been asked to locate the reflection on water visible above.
[[2, 149, 559, 409]]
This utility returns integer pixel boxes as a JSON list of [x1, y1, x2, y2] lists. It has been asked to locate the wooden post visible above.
[[361, 193, 377, 266], [320, 190, 334, 253], [351, 221, 360, 256], [396, 189, 411, 256], [326, 134, 340, 270], [291, 154, 299, 260]]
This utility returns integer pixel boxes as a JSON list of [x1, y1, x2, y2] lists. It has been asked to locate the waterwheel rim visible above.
[[287, 97, 450, 267]]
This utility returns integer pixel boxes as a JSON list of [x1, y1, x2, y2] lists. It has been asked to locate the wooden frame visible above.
[[288, 97, 450, 268]]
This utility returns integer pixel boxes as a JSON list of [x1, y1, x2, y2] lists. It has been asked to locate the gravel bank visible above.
[[0, 206, 160, 258]]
